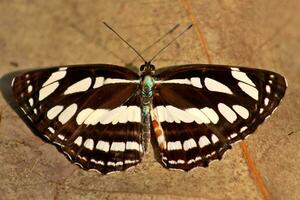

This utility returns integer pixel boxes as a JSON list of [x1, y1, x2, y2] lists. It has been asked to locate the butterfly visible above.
[[11, 62, 287, 174], [11, 23, 287, 174]]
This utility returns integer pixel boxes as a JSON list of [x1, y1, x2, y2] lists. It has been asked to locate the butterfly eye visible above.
[[150, 64, 155, 71], [140, 64, 145, 71]]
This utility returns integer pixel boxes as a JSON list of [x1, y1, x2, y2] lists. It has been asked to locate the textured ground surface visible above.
[[0, 1, 299, 200]]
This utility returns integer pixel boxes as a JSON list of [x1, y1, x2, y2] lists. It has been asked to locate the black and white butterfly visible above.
[[11, 23, 287, 174], [12, 62, 286, 174]]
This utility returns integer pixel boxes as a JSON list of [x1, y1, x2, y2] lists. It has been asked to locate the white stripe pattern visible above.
[[96, 140, 110, 152], [218, 103, 237, 123], [199, 136, 210, 148], [238, 82, 259, 100], [154, 106, 219, 124], [76, 106, 141, 125], [231, 70, 255, 87], [204, 78, 233, 94], [42, 70, 67, 87], [103, 78, 139, 84], [126, 141, 140, 151], [110, 142, 126, 152], [232, 105, 249, 119], [64, 77, 92, 94], [156, 77, 202, 88], [167, 141, 182, 151], [39, 82, 59, 101], [47, 105, 64, 120], [84, 138, 94, 150], [183, 138, 197, 151], [58, 104, 78, 124]]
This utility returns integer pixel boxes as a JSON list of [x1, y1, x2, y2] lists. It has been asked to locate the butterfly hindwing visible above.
[[153, 64, 286, 171], [12, 64, 144, 174]]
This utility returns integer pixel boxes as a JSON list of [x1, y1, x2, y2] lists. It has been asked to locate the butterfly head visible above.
[[140, 62, 155, 76]]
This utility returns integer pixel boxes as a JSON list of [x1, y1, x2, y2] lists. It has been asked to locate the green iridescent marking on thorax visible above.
[[142, 75, 154, 98]]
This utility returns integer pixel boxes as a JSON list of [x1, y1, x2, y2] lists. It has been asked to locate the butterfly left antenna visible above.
[[103, 22, 147, 63]]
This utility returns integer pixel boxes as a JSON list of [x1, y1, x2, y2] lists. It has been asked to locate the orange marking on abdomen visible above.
[[152, 119, 159, 129]]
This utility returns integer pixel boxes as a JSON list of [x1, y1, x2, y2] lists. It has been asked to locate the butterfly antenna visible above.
[[149, 24, 193, 63], [129, 24, 180, 64], [103, 22, 147, 63]]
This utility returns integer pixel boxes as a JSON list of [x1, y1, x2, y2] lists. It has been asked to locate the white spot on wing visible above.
[[264, 98, 269, 106], [42, 70, 66, 87], [230, 133, 238, 138], [231, 70, 255, 86], [83, 138, 94, 150], [157, 77, 203, 89], [96, 140, 110, 152], [240, 126, 247, 132], [166, 105, 194, 123], [167, 141, 182, 151], [64, 77, 92, 94], [11, 78, 15, 87], [47, 105, 64, 120], [183, 138, 197, 151], [101, 106, 127, 125], [211, 134, 219, 143], [259, 108, 264, 114], [232, 105, 249, 119], [204, 78, 233, 94], [186, 108, 209, 124], [48, 127, 55, 133], [190, 77, 202, 88], [200, 107, 219, 124], [93, 77, 104, 88], [107, 161, 115, 166], [158, 79, 190, 84], [231, 67, 240, 71], [27, 85, 33, 93], [125, 160, 139, 164], [59, 67, 67, 71], [74, 136, 82, 146], [28, 98, 34, 107], [126, 106, 141, 124], [76, 108, 94, 125], [39, 82, 59, 101], [218, 103, 237, 123], [266, 85, 271, 93], [58, 103, 78, 124], [126, 141, 140, 151], [104, 78, 139, 84], [155, 106, 168, 122], [110, 142, 125, 152], [57, 134, 65, 140], [84, 109, 108, 125], [238, 82, 259, 100], [155, 106, 219, 125], [78, 106, 141, 125], [199, 136, 210, 148]]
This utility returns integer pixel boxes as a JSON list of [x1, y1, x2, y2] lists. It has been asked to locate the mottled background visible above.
[[0, 1, 299, 200]]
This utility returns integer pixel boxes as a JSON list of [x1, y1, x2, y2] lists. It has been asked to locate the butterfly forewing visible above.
[[12, 64, 144, 174], [153, 64, 286, 171]]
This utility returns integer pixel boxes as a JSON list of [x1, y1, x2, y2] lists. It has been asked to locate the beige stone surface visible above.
[[0, 0, 299, 199]]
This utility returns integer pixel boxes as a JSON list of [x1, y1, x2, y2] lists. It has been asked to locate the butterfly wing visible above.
[[12, 64, 144, 174], [152, 64, 287, 171]]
